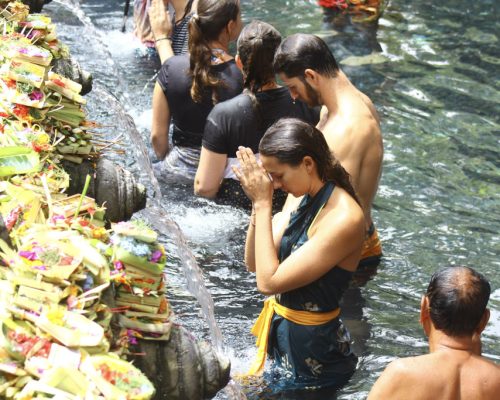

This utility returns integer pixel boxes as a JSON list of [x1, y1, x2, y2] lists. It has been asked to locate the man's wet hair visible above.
[[273, 33, 339, 79], [426, 266, 490, 337]]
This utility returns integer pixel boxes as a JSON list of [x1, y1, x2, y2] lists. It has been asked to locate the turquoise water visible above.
[[47, 0, 499, 398]]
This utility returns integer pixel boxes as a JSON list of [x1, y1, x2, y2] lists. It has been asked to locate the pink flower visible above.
[[150, 250, 162, 263], [113, 260, 124, 270], [29, 90, 43, 101], [19, 250, 37, 261]]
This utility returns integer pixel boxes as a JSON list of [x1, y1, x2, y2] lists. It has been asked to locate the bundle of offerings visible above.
[[111, 220, 172, 341], [0, 206, 156, 399], [0, 7, 93, 165]]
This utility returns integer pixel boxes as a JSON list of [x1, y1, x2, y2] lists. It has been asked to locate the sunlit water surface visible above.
[[44, 0, 499, 398]]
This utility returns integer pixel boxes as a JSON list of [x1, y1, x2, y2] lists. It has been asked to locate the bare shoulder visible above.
[[368, 357, 425, 400], [310, 188, 365, 266], [471, 354, 500, 380], [350, 102, 381, 142], [320, 187, 364, 228]]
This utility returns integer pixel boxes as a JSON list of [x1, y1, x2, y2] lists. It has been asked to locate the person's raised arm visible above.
[[244, 207, 257, 272], [148, 0, 174, 63], [194, 148, 227, 198], [151, 82, 171, 160], [233, 147, 275, 273], [245, 207, 290, 273], [234, 146, 364, 294]]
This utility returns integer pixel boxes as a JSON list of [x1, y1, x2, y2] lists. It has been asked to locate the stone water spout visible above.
[[21, 0, 52, 13], [52, 56, 93, 95], [61, 158, 147, 222], [129, 330, 231, 400]]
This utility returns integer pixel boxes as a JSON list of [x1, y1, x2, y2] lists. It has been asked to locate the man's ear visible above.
[[420, 296, 431, 335], [476, 308, 490, 334], [304, 68, 320, 85], [235, 54, 243, 70]]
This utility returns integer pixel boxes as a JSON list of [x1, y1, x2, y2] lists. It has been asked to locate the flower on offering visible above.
[[5, 42, 53, 66], [82, 354, 156, 400]]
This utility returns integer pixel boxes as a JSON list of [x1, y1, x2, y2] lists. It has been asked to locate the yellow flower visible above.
[[46, 307, 65, 326]]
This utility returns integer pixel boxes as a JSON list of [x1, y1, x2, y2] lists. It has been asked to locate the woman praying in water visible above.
[[233, 118, 364, 391]]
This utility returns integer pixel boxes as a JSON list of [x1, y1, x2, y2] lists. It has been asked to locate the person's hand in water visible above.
[[148, 0, 172, 41], [232, 146, 273, 207]]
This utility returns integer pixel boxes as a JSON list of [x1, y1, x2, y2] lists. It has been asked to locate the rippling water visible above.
[[47, 0, 499, 398]]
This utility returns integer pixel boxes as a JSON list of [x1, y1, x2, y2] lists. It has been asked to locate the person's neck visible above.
[[170, 0, 189, 18], [308, 179, 326, 198], [428, 329, 476, 354], [259, 81, 280, 91], [208, 39, 230, 53], [321, 70, 349, 116]]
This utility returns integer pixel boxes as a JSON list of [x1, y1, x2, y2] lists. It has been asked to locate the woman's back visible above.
[[203, 87, 318, 159], [201, 87, 317, 209], [158, 54, 242, 147]]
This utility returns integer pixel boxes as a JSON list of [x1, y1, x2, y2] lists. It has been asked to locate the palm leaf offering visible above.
[[0, 146, 40, 177], [5, 40, 53, 66], [6, 58, 48, 88], [45, 72, 86, 105], [82, 354, 156, 400]]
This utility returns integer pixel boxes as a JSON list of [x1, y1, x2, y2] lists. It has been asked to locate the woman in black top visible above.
[[151, 0, 243, 181], [194, 20, 319, 209]]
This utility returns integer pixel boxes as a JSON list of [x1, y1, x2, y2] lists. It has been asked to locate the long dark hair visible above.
[[259, 118, 360, 204], [188, 0, 239, 104], [273, 33, 339, 79]]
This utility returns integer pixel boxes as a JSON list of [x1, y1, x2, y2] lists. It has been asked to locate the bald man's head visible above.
[[425, 266, 490, 337]]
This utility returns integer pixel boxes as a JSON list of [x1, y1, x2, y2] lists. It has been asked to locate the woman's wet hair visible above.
[[273, 33, 339, 79], [426, 266, 490, 337], [237, 20, 281, 93], [188, 0, 240, 104], [259, 118, 359, 204], [237, 20, 281, 120]]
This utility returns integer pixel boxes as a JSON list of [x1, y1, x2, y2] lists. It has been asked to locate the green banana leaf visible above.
[[0, 146, 40, 177]]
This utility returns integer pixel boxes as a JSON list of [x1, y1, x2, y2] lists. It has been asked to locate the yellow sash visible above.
[[247, 296, 340, 375], [361, 225, 382, 259]]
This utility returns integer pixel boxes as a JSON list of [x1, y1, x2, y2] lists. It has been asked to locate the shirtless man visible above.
[[368, 266, 500, 400], [273, 34, 383, 267]]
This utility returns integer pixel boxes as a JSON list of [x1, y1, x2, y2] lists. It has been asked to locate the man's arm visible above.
[[194, 148, 226, 198]]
